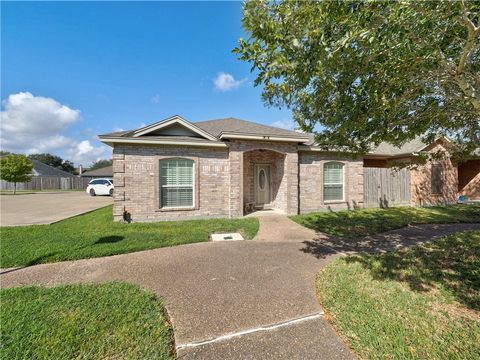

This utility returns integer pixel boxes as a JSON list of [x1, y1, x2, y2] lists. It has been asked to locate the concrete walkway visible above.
[[2, 218, 478, 359], [253, 215, 317, 242]]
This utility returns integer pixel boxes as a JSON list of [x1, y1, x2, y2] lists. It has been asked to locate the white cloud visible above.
[[151, 94, 160, 104], [0, 92, 110, 166], [66, 140, 109, 166], [271, 118, 295, 130], [1, 92, 80, 137], [213, 72, 246, 92]]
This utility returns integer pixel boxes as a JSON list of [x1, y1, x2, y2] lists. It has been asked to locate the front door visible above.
[[255, 164, 271, 207]]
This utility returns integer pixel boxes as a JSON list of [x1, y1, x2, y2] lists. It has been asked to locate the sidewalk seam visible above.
[[176, 311, 324, 350]]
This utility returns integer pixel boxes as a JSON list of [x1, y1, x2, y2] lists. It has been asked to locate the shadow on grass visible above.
[[25, 252, 59, 267], [95, 236, 124, 244], [294, 205, 480, 239], [342, 231, 480, 311]]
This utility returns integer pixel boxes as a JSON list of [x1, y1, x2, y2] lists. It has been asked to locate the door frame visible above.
[[254, 164, 272, 207]]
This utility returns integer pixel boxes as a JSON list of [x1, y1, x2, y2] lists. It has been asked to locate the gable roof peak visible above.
[[132, 115, 218, 141]]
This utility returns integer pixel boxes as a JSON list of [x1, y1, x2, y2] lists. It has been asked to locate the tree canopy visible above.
[[89, 159, 112, 171], [0, 154, 33, 194], [28, 153, 75, 174], [234, 0, 480, 156]]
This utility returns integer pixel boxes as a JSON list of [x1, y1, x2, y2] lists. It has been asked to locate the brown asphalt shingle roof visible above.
[[370, 137, 428, 156], [31, 160, 75, 177], [194, 118, 309, 139], [81, 165, 113, 177], [99, 116, 449, 157]]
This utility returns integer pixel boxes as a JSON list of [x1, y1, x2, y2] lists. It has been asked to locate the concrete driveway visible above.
[[0, 191, 112, 226]]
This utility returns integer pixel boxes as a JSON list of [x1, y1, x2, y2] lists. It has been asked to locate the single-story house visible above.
[[31, 160, 76, 177], [80, 165, 113, 178], [99, 116, 479, 222], [0, 160, 77, 191]]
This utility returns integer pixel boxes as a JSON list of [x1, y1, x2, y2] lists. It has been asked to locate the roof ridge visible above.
[[194, 117, 305, 136]]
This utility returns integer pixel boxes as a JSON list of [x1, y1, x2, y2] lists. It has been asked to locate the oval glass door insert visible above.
[[259, 169, 266, 190]]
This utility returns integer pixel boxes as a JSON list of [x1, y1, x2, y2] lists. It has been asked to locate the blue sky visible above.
[[1, 1, 293, 165]]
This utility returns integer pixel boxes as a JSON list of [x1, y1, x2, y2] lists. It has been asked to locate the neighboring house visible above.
[[0, 159, 77, 191], [99, 115, 479, 222], [30, 160, 75, 177], [80, 165, 113, 178]]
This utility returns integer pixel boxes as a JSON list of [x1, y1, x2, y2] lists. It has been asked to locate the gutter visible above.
[[98, 136, 228, 148], [219, 131, 310, 143]]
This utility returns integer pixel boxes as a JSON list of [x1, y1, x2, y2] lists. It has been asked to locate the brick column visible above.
[[112, 149, 125, 221], [286, 151, 299, 215], [228, 146, 243, 217]]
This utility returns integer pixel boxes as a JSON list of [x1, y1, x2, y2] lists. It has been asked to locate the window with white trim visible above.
[[323, 162, 344, 202], [160, 158, 194, 208]]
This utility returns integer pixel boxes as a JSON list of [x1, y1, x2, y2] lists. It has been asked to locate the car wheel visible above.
[[109, 189, 113, 196], [90, 188, 96, 196]]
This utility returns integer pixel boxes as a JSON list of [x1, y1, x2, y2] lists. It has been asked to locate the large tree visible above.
[[28, 153, 75, 174], [235, 0, 479, 155], [0, 155, 33, 194]]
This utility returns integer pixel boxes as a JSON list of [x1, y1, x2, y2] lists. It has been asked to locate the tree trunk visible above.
[[14, 182, 16, 195]]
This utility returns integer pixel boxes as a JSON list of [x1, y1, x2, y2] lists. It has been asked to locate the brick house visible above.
[[99, 116, 479, 222]]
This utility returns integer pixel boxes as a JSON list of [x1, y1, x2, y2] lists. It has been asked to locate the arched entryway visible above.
[[243, 149, 287, 215]]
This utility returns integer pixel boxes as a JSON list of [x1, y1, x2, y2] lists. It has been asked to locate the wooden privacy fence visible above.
[[0, 177, 94, 191], [364, 167, 411, 208]]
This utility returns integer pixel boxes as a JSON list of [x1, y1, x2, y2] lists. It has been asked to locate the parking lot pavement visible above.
[[0, 191, 112, 226]]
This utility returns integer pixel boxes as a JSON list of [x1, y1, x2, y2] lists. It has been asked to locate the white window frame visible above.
[[323, 162, 345, 203], [159, 158, 195, 209]]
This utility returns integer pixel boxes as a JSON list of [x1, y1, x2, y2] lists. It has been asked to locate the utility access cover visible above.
[[211, 233, 244, 242]]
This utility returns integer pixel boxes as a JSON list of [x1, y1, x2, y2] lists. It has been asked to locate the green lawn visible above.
[[1, 205, 259, 268], [317, 230, 480, 359], [1, 283, 173, 359], [291, 204, 480, 239]]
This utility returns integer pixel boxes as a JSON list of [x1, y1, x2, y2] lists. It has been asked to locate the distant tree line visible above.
[[0, 151, 112, 175]]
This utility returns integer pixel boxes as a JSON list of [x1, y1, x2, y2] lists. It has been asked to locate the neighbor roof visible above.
[[370, 137, 429, 156], [31, 160, 75, 177], [81, 165, 113, 177]]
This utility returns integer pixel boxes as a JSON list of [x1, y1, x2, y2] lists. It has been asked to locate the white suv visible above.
[[86, 178, 114, 196]]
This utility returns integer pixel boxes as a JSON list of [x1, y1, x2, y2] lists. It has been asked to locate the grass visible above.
[[291, 204, 480, 239], [317, 230, 480, 359], [0, 205, 259, 268], [0, 282, 173, 359]]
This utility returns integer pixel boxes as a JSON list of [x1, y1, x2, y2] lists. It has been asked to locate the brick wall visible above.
[[112, 141, 369, 221], [112, 144, 230, 222], [410, 143, 458, 205], [458, 159, 480, 200], [228, 140, 299, 216], [298, 152, 364, 213], [243, 149, 287, 212]]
